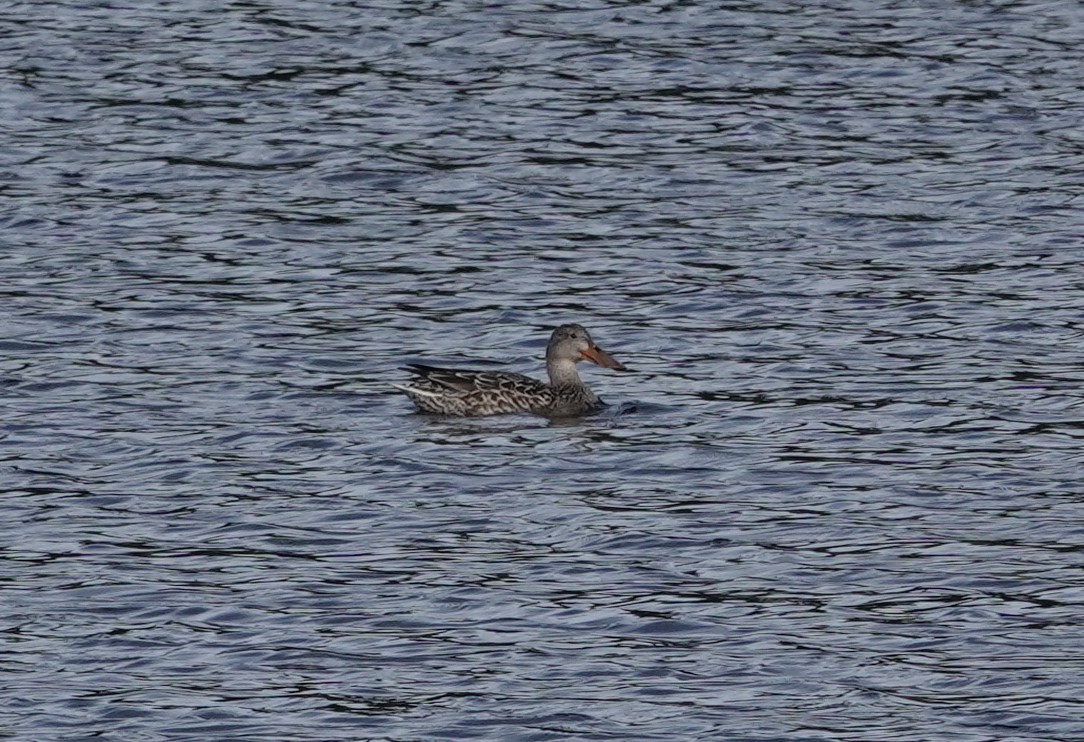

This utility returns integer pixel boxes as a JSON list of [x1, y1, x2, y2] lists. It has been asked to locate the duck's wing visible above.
[[404, 364, 546, 395], [396, 364, 553, 416]]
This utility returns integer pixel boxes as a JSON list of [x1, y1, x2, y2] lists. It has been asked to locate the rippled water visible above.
[[5, 1, 1084, 740]]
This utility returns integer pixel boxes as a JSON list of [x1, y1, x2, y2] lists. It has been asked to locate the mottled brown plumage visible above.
[[394, 324, 626, 417]]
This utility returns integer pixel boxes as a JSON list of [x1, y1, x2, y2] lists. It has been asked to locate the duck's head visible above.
[[547, 324, 626, 370]]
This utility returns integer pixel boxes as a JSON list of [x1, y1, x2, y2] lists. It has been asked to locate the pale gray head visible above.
[[546, 324, 626, 370]]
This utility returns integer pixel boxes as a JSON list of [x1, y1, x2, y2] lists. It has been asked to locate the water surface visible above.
[[4, 1, 1084, 740]]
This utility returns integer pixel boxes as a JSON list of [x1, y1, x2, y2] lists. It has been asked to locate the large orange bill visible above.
[[580, 345, 626, 371]]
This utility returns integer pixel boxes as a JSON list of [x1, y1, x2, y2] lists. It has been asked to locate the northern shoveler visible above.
[[393, 323, 626, 417]]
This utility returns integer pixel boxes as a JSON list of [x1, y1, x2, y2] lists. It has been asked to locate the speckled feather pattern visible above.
[[398, 365, 601, 417]]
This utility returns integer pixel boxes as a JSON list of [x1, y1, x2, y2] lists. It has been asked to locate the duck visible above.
[[393, 323, 626, 417]]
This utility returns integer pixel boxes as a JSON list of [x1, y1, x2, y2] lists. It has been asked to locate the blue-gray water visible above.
[[4, 1, 1084, 740]]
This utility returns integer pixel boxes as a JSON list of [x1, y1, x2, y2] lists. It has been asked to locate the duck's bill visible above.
[[581, 345, 627, 371]]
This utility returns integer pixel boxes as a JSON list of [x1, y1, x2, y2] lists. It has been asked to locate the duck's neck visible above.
[[546, 357, 584, 387]]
